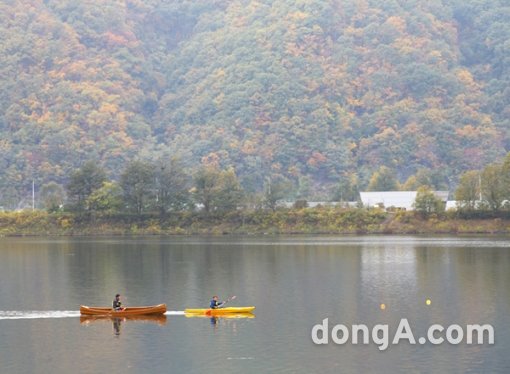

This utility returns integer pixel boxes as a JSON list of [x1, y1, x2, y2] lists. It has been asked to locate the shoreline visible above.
[[1, 209, 509, 237]]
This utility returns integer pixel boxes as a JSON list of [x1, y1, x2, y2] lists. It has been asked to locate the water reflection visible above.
[[80, 315, 167, 336], [80, 315, 167, 325], [185, 313, 255, 320], [184, 312, 255, 329], [0, 236, 509, 373], [113, 318, 121, 336], [207, 314, 255, 331]]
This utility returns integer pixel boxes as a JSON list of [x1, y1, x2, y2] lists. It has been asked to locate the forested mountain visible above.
[[0, 0, 508, 207]]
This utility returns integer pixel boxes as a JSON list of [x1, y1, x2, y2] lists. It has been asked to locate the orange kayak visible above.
[[80, 304, 166, 316]]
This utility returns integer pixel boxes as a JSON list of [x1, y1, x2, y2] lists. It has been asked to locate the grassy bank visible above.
[[1, 208, 510, 236]]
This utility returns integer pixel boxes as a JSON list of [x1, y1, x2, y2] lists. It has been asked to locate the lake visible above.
[[0, 236, 509, 373]]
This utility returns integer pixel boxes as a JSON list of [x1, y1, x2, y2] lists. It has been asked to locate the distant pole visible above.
[[478, 173, 482, 201], [32, 180, 35, 211]]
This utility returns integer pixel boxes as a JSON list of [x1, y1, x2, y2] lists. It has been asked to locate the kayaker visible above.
[[113, 294, 124, 311], [210, 296, 226, 309]]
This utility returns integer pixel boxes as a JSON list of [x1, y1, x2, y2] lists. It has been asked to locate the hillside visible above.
[[0, 0, 508, 207]]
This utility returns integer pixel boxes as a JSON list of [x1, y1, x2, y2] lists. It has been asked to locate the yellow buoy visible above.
[[426, 299, 431, 305], [380, 303, 386, 310]]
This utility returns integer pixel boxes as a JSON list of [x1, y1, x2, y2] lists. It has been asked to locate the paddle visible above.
[[221, 295, 236, 307]]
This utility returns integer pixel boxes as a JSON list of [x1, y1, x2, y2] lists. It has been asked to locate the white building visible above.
[[276, 201, 347, 208], [359, 191, 449, 211]]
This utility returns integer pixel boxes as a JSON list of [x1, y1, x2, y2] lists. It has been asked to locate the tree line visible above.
[[32, 151, 510, 220], [455, 152, 510, 215], [36, 160, 408, 216], [38, 159, 243, 217]]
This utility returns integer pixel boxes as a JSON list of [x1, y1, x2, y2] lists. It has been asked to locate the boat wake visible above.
[[0, 311, 186, 320], [165, 311, 185, 316], [0, 311, 81, 320]]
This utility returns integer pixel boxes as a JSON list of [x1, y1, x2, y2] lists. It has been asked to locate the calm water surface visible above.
[[0, 236, 509, 373]]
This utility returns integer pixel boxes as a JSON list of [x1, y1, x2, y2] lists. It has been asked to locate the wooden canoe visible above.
[[184, 306, 255, 315], [80, 303, 166, 316]]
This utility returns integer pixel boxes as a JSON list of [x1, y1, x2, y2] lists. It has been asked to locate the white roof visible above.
[[446, 200, 458, 210], [276, 201, 349, 208], [359, 191, 449, 210]]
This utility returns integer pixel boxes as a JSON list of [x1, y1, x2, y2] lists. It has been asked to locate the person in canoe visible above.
[[113, 294, 125, 311]]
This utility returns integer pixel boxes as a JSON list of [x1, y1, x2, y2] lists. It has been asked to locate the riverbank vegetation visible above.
[[2, 151, 510, 236], [1, 208, 510, 237]]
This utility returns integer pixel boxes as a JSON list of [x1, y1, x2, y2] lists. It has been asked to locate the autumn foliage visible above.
[[0, 0, 508, 208]]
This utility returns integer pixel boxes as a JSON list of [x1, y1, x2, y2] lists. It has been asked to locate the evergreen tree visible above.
[[66, 161, 107, 212], [455, 170, 480, 210], [414, 186, 445, 217], [120, 160, 155, 215], [155, 159, 191, 216]]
